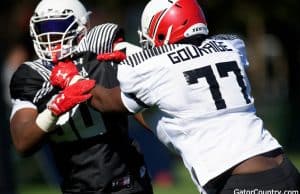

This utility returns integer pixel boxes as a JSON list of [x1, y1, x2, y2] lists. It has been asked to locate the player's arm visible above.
[[50, 59, 127, 113], [10, 80, 95, 156], [89, 85, 152, 131], [50, 56, 151, 114], [89, 85, 129, 113], [10, 107, 52, 156]]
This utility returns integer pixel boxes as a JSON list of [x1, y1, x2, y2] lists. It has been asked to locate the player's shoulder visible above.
[[10, 59, 50, 101], [88, 23, 120, 38], [118, 44, 189, 92], [208, 34, 249, 67], [209, 34, 243, 41], [77, 23, 122, 54], [120, 44, 184, 67], [208, 34, 246, 50], [11, 59, 47, 83]]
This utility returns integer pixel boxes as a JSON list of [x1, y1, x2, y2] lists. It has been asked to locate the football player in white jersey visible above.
[[50, 0, 300, 193], [9, 0, 153, 193]]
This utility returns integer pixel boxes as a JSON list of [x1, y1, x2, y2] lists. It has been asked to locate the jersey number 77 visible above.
[[183, 60, 251, 110]]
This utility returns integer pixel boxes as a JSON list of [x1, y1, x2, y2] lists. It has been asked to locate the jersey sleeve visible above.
[[113, 42, 142, 56], [10, 64, 44, 102], [211, 34, 250, 68], [10, 99, 37, 120], [117, 63, 153, 113], [9, 64, 57, 112], [230, 38, 250, 68], [9, 65, 41, 119]]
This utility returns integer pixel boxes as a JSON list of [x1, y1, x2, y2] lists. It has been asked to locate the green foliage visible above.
[[18, 184, 60, 194], [154, 160, 199, 194]]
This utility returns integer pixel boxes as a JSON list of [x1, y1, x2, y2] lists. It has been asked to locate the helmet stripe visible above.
[[148, 9, 166, 39], [149, 1, 177, 44]]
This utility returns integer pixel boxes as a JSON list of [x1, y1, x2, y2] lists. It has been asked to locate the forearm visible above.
[[10, 108, 55, 156], [89, 85, 129, 113]]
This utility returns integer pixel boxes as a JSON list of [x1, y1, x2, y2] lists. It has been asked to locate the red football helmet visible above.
[[138, 0, 208, 48]]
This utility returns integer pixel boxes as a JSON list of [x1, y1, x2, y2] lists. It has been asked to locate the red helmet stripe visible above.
[[148, 9, 167, 39]]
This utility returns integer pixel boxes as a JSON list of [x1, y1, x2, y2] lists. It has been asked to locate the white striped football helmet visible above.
[[30, 0, 91, 62]]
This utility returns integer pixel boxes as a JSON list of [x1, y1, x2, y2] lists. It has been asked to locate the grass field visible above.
[[18, 160, 198, 194], [17, 153, 300, 194]]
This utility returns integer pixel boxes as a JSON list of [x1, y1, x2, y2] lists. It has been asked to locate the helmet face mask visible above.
[[138, 29, 156, 49], [139, 0, 209, 49], [30, 0, 91, 62]]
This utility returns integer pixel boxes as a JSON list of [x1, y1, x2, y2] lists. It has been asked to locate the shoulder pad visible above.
[[77, 23, 122, 54], [120, 44, 181, 67], [10, 63, 46, 101], [210, 34, 242, 41]]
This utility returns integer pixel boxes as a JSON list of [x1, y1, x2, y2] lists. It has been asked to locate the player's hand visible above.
[[50, 60, 83, 89], [48, 79, 96, 116], [97, 50, 126, 62]]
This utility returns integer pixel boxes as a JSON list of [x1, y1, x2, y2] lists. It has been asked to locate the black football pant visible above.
[[204, 154, 300, 194]]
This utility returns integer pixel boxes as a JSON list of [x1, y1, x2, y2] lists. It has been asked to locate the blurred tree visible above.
[[0, 1, 17, 193], [204, 0, 300, 151]]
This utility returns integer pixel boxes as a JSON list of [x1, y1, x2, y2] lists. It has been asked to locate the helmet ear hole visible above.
[[182, 19, 188, 26], [158, 34, 165, 41]]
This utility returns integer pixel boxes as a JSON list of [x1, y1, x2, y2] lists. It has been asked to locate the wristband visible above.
[[36, 109, 58, 133]]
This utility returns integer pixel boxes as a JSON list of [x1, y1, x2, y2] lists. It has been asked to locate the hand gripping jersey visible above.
[[118, 34, 281, 187], [9, 53, 149, 193]]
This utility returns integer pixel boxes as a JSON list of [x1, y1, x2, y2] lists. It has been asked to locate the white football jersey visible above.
[[118, 35, 281, 187]]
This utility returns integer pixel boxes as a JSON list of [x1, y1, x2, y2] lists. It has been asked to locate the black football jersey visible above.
[[9, 52, 150, 193]]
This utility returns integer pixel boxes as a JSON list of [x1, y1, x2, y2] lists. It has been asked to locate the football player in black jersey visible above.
[[9, 0, 153, 193]]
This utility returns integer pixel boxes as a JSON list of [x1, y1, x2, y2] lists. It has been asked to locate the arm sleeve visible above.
[[117, 63, 153, 113], [120, 93, 145, 113], [10, 99, 37, 120]]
